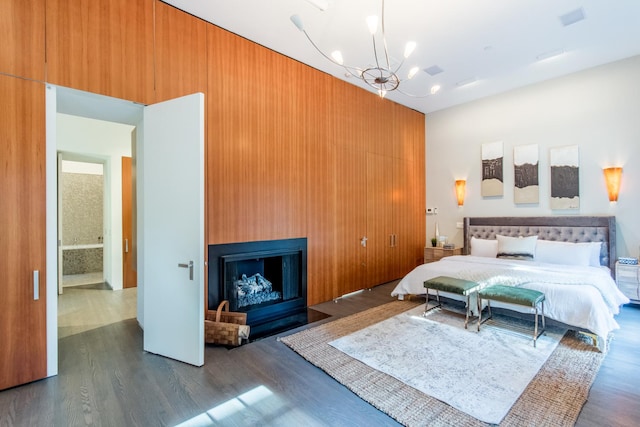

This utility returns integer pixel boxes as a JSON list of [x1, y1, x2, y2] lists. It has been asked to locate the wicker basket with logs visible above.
[[205, 300, 250, 346]]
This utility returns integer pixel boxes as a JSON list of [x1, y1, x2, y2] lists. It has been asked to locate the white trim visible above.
[[45, 85, 58, 377]]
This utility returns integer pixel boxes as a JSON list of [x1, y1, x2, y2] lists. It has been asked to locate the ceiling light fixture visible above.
[[536, 48, 565, 62], [305, 0, 328, 11], [290, 0, 433, 99], [455, 77, 478, 88]]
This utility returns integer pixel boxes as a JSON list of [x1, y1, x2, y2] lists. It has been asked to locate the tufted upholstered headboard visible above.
[[463, 216, 616, 274]]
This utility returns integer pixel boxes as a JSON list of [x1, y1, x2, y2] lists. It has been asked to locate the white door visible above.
[[141, 93, 205, 366]]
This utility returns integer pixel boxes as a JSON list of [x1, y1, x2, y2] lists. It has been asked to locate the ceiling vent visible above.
[[559, 8, 586, 27], [424, 65, 444, 76]]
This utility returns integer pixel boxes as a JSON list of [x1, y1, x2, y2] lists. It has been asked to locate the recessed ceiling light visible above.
[[559, 8, 585, 27], [430, 85, 441, 95]]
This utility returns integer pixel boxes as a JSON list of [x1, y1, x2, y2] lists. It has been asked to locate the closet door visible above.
[[335, 147, 367, 296], [366, 153, 396, 287], [0, 75, 47, 390], [393, 157, 424, 277]]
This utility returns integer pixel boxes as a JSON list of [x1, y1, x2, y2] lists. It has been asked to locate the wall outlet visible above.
[[426, 207, 438, 215], [456, 222, 463, 229]]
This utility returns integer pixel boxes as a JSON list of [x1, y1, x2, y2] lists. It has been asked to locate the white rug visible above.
[[328, 306, 564, 424]]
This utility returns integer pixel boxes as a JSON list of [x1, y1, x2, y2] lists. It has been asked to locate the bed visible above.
[[391, 216, 630, 349]]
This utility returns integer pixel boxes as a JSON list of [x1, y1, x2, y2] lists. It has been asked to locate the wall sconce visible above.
[[455, 180, 466, 206], [603, 167, 622, 202]]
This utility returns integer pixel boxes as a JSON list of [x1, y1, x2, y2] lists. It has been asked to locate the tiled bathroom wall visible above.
[[61, 166, 104, 275]]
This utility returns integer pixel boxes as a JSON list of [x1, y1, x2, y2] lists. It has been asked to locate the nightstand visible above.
[[615, 261, 640, 302], [424, 246, 463, 263]]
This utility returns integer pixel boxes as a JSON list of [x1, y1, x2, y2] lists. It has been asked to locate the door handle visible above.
[[125, 238, 129, 253], [178, 260, 194, 281], [33, 270, 39, 300], [360, 236, 367, 247]]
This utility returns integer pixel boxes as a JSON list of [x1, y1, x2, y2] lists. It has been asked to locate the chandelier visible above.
[[290, 0, 436, 99]]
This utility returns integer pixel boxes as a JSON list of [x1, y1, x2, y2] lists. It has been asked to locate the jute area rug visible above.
[[279, 300, 605, 427]]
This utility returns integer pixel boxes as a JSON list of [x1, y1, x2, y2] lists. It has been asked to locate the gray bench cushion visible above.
[[478, 285, 544, 307]]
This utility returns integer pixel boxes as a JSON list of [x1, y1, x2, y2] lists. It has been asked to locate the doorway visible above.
[[55, 114, 137, 338], [58, 157, 106, 294], [46, 86, 206, 376]]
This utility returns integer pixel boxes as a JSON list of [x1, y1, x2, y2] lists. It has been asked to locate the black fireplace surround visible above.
[[208, 238, 307, 335]]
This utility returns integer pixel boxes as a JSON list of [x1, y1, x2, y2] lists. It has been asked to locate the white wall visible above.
[[426, 55, 640, 258], [57, 113, 134, 290]]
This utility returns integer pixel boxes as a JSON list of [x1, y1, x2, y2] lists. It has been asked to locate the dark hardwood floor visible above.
[[0, 282, 638, 426]]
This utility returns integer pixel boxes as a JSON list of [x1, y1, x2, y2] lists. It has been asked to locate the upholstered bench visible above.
[[477, 285, 546, 347], [423, 276, 480, 329]]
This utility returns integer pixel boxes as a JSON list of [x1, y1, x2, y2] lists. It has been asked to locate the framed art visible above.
[[550, 145, 579, 209], [514, 144, 539, 204], [481, 141, 503, 197]]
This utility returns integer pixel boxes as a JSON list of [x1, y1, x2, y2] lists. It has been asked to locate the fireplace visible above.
[[208, 238, 308, 338]]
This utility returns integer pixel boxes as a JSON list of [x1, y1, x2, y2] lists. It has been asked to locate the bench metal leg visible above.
[[477, 297, 492, 332], [533, 301, 546, 348], [534, 308, 539, 348], [464, 294, 470, 329], [424, 288, 443, 315]]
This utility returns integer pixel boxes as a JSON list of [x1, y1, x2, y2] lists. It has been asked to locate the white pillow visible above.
[[470, 237, 498, 258], [586, 241, 603, 267], [535, 240, 600, 267], [496, 235, 538, 260]]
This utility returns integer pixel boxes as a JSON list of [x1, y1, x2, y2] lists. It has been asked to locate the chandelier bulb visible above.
[[403, 41, 416, 59], [366, 15, 378, 35], [331, 50, 344, 65], [290, 14, 304, 31]]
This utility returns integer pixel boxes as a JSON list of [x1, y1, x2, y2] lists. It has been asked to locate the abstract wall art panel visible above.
[[550, 145, 579, 210], [513, 144, 539, 204], [481, 141, 503, 197]]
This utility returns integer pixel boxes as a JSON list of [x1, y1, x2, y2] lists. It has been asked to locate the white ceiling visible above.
[[163, 0, 640, 114]]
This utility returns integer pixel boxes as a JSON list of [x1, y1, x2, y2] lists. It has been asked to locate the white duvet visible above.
[[391, 255, 629, 340]]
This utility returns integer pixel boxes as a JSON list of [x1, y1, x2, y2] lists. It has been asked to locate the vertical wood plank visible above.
[[0, 75, 47, 390], [394, 105, 426, 275], [45, 0, 155, 104], [206, 25, 307, 245], [366, 153, 396, 286], [334, 146, 367, 297], [154, 1, 208, 103], [0, 0, 45, 81]]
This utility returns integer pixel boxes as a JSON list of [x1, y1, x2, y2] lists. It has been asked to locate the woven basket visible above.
[[205, 300, 249, 346]]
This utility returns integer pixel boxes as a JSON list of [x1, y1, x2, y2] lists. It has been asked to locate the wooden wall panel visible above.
[[0, 0, 45, 81], [394, 104, 426, 275], [154, 1, 208, 103], [300, 66, 336, 306], [394, 157, 425, 276], [45, 0, 155, 104], [205, 21, 424, 304], [207, 25, 307, 245], [0, 75, 46, 390]]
